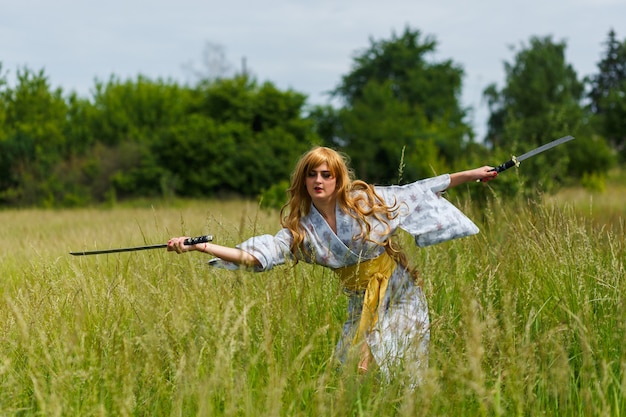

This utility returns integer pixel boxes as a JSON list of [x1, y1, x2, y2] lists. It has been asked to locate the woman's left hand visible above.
[[474, 166, 498, 183]]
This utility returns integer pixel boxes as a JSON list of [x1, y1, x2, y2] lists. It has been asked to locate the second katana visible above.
[[491, 135, 575, 173]]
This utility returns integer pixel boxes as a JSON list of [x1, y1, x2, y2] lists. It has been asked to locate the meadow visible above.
[[0, 182, 624, 416]]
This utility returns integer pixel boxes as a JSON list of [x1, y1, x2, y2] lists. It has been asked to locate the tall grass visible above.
[[0, 192, 624, 416]]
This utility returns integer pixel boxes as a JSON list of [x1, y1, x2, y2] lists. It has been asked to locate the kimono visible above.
[[210, 174, 479, 387]]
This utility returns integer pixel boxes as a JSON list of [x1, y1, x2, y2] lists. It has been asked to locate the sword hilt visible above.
[[478, 156, 519, 182], [492, 155, 519, 173], [183, 235, 213, 246]]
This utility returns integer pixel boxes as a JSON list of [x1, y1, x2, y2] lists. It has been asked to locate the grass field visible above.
[[0, 185, 624, 416]]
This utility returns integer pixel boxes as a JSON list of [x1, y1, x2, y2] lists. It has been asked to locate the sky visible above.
[[2, 0, 626, 140]]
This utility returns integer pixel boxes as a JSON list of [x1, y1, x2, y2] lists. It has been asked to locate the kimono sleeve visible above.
[[375, 174, 479, 247], [208, 228, 294, 272]]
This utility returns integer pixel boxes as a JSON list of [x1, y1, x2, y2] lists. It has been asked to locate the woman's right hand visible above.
[[167, 237, 193, 254]]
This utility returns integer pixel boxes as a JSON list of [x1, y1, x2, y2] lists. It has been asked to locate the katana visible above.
[[70, 235, 213, 256], [491, 135, 575, 173]]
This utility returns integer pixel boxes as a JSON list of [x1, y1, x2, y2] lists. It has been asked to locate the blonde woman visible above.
[[168, 146, 497, 387]]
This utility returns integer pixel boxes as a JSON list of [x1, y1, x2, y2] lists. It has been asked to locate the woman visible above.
[[168, 146, 497, 387]]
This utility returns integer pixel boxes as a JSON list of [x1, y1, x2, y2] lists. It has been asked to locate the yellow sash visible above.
[[334, 251, 397, 352]]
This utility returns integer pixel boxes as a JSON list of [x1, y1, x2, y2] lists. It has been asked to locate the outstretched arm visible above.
[[167, 237, 262, 267], [448, 166, 498, 188]]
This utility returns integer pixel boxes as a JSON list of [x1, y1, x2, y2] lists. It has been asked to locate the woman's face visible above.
[[305, 162, 337, 204]]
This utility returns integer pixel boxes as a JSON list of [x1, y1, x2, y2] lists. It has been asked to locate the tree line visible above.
[[0, 26, 624, 208]]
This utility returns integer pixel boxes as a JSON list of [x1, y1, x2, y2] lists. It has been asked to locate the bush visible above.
[[580, 171, 606, 192], [259, 180, 289, 211]]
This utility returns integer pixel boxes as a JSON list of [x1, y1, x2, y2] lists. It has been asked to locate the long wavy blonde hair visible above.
[[279, 146, 410, 268]]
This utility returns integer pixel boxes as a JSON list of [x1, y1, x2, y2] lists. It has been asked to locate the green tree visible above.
[[70, 76, 200, 202], [153, 76, 316, 198], [153, 115, 242, 197], [482, 36, 603, 191], [307, 105, 340, 147], [586, 29, 626, 160], [337, 80, 446, 183], [0, 68, 70, 205], [0, 63, 6, 141], [89, 75, 193, 146], [328, 26, 472, 184]]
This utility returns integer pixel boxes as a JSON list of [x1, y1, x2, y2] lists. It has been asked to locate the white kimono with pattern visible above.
[[210, 174, 479, 386]]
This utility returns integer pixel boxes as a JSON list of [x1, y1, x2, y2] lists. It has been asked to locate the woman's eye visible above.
[[307, 171, 332, 179]]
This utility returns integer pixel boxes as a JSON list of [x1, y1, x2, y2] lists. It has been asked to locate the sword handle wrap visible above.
[[493, 156, 519, 173], [184, 235, 213, 246]]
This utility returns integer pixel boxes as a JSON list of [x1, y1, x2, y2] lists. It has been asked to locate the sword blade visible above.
[[491, 135, 575, 174], [70, 244, 167, 256], [516, 135, 575, 163]]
